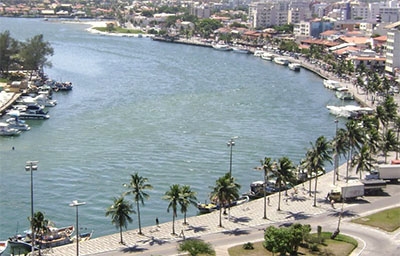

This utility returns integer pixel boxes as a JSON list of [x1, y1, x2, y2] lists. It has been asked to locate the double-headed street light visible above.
[[70, 200, 86, 256], [25, 160, 38, 255], [227, 137, 238, 177]]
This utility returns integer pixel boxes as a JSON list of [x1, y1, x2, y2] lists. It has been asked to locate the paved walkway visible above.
[[45, 163, 378, 256]]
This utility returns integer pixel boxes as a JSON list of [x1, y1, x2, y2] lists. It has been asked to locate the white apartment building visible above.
[[248, 1, 290, 28], [293, 21, 310, 37], [385, 28, 400, 75]]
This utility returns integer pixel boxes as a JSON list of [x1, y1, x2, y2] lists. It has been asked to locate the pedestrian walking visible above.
[[179, 229, 185, 240], [330, 200, 335, 209], [156, 217, 159, 227], [267, 197, 270, 206]]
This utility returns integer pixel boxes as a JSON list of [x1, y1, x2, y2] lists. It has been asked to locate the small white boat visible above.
[[4, 118, 30, 131], [212, 43, 232, 51], [288, 63, 301, 71], [0, 123, 21, 136], [232, 46, 249, 54], [336, 87, 354, 100], [10, 109, 50, 120], [261, 52, 274, 61], [273, 57, 289, 66], [327, 105, 373, 119], [253, 50, 265, 57], [0, 240, 8, 255], [324, 79, 341, 90]]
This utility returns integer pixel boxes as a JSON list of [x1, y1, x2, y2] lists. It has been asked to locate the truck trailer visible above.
[[376, 164, 400, 182], [328, 181, 365, 202]]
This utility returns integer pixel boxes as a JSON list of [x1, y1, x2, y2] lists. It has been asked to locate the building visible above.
[[248, 1, 290, 29], [385, 28, 400, 75]]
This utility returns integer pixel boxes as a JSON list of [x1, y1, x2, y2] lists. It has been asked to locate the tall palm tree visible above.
[[380, 128, 399, 163], [105, 196, 134, 244], [31, 211, 51, 252], [163, 184, 181, 235], [332, 128, 349, 181], [260, 157, 274, 219], [306, 136, 332, 207], [345, 120, 364, 181], [352, 144, 375, 179], [271, 157, 295, 211], [210, 173, 240, 227], [179, 185, 197, 225], [123, 173, 153, 235]]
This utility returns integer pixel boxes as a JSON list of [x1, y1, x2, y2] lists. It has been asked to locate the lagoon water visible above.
[[0, 18, 346, 240]]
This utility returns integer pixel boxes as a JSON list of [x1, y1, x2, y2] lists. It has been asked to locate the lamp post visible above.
[[70, 200, 86, 256], [334, 119, 339, 183], [25, 161, 38, 255], [227, 137, 237, 177]]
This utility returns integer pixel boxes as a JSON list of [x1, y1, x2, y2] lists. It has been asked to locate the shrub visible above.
[[242, 242, 254, 250]]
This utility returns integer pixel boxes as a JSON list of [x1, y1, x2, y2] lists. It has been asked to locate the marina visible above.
[[1, 18, 348, 244]]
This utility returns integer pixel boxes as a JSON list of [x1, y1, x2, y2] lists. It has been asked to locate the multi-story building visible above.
[[385, 27, 400, 75], [248, 1, 290, 29]]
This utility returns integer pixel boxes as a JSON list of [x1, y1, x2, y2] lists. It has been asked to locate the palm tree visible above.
[[210, 173, 240, 227], [260, 157, 274, 219], [345, 120, 364, 181], [271, 157, 295, 211], [123, 173, 153, 235], [306, 136, 332, 207], [31, 211, 51, 252], [163, 184, 181, 235], [352, 144, 375, 179], [179, 185, 197, 225], [380, 128, 399, 163], [105, 196, 134, 244], [332, 128, 349, 181]]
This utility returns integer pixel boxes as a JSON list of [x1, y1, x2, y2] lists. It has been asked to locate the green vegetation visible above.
[[93, 27, 143, 34], [105, 196, 134, 244], [352, 207, 400, 232], [178, 238, 215, 256], [228, 230, 357, 256]]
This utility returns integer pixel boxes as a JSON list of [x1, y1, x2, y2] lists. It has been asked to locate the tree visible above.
[[271, 157, 295, 211], [210, 173, 240, 227], [30, 211, 51, 252], [306, 136, 332, 207], [380, 129, 399, 163], [260, 157, 274, 219], [178, 239, 215, 256], [179, 185, 197, 225], [163, 184, 181, 235], [332, 128, 349, 181], [123, 173, 153, 235], [345, 120, 364, 181], [19, 34, 53, 77], [105, 196, 134, 244], [0, 30, 19, 76], [352, 144, 375, 179]]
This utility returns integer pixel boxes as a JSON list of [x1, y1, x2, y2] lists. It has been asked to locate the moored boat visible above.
[[212, 43, 232, 51], [0, 123, 21, 136], [261, 52, 274, 61], [273, 57, 289, 66], [197, 202, 218, 214], [0, 241, 8, 255], [336, 87, 354, 100], [232, 46, 249, 54], [323, 79, 341, 90], [288, 63, 301, 71]]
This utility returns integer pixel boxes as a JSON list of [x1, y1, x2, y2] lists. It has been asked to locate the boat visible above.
[[253, 50, 265, 57], [5, 117, 30, 131], [71, 230, 94, 242], [336, 87, 354, 100], [231, 195, 250, 206], [0, 241, 7, 255], [232, 46, 249, 54], [11, 109, 50, 120], [212, 43, 232, 51], [273, 57, 289, 66], [326, 105, 373, 119], [288, 63, 301, 71], [261, 52, 274, 61], [17, 94, 57, 107], [323, 79, 341, 90], [8, 238, 38, 255], [197, 202, 218, 214], [36, 225, 74, 249], [0, 123, 21, 136]]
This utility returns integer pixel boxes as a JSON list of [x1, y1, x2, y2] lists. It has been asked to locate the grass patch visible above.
[[351, 207, 400, 232], [93, 27, 143, 34], [228, 232, 356, 256]]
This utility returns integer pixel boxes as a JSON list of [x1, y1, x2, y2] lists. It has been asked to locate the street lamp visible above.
[[335, 119, 339, 182], [25, 160, 38, 255], [227, 137, 237, 177], [70, 200, 86, 256]]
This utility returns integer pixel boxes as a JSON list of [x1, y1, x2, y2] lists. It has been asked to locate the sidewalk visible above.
[[47, 166, 357, 256]]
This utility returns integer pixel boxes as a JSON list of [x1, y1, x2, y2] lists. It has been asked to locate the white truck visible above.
[[328, 181, 365, 202], [373, 164, 400, 182]]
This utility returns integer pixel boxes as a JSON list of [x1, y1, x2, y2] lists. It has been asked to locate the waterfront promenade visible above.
[[47, 160, 400, 256]]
